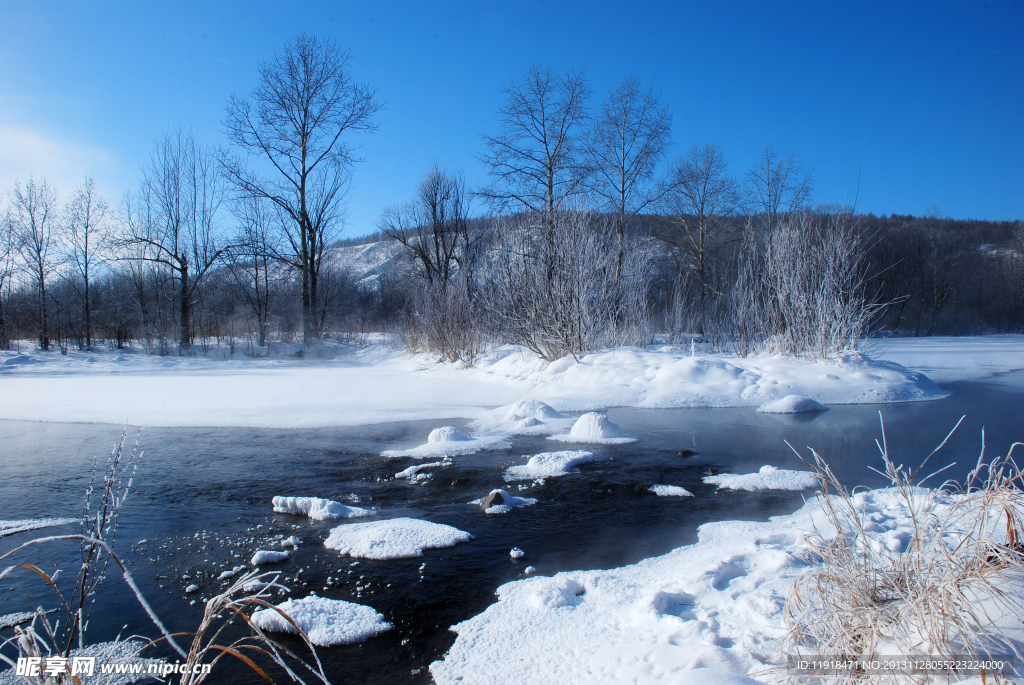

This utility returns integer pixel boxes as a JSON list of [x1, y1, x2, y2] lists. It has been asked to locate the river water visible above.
[[0, 379, 1021, 683]]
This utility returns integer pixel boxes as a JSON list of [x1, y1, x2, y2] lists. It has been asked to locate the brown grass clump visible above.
[[783, 415, 1024, 684]]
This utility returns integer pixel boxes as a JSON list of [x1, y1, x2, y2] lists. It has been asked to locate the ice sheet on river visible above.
[[250, 595, 392, 646], [503, 451, 595, 481], [703, 465, 819, 492], [324, 517, 473, 559]]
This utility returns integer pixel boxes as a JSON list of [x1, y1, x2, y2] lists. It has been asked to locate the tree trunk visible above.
[[179, 262, 191, 353], [38, 270, 49, 351]]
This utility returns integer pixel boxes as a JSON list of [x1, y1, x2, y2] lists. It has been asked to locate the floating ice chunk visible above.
[[281, 535, 300, 548], [0, 612, 35, 630], [703, 465, 819, 492], [505, 400, 568, 422], [382, 428, 508, 459], [504, 450, 595, 481], [324, 518, 473, 560], [252, 550, 290, 565], [217, 570, 236, 581], [649, 484, 694, 497], [272, 496, 373, 521], [184, 584, 199, 594], [250, 596, 392, 646], [547, 413, 638, 444], [523, 566, 536, 575], [756, 395, 828, 414], [469, 489, 537, 514], [0, 517, 78, 538], [510, 547, 525, 559], [395, 459, 449, 479]]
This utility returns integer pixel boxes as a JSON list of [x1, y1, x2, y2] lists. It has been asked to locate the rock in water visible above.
[[479, 491, 507, 509]]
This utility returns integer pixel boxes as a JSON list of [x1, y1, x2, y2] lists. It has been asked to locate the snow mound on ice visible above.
[[395, 459, 448, 480], [324, 517, 474, 559], [650, 484, 694, 497], [505, 400, 569, 422], [469, 489, 537, 514], [272, 496, 373, 521], [250, 596, 391, 646], [382, 428, 509, 458], [704, 465, 818, 492], [0, 517, 78, 537], [548, 413, 638, 444], [504, 451, 595, 481], [429, 426, 468, 442], [756, 395, 827, 413], [251, 550, 290, 565]]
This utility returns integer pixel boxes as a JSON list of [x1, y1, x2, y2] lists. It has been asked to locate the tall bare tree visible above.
[[478, 64, 590, 234], [223, 34, 381, 349], [0, 203, 14, 349], [588, 76, 672, 279], [10, 178, 59, 350], [662, 143, 742, 331], [227, 195, 275, 349], [745, 146, 814, 254], [61, 177, 109, 350], [379, 164, 472, 286], [124, 129, 226, 353]]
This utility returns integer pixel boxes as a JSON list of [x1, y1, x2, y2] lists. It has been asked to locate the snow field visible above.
[[324, 518, 474, 559], [703, 466, 819, 492], [430, 488, 1019, 684], [272, 496, 373, 521], [250, 595, 392, 646], [503, 451, 595, 481], [547, 412, 639, 444], [0, 339, 961, 428]]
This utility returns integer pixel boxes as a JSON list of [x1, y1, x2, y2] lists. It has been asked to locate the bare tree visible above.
[[10, 178, 59, 350], [223, 34, 381, 350], [588, 76, 672, 279], [478, 64, 590, 237], [61, 177, 109, 350], [0, 203, 14, 349], [124, 129, 227, 353], [745, 146, 814, 252], [227, 196, 275, 349], [379, 164, 472, 286], [661, 143, 742, 332]]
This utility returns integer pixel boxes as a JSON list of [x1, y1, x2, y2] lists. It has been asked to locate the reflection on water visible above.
[[0, 380, 1020, 683]]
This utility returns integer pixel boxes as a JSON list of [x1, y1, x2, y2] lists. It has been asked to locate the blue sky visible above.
[[1, 0, 1021, 235]]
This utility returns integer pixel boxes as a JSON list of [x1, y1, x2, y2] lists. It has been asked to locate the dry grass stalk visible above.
[[783, 414, 1024, 684]]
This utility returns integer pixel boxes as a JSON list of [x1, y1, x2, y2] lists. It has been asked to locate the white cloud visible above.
[[0, 124, 124, 204]]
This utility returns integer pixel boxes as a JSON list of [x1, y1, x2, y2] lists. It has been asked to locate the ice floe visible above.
[[0, 517, 78, 537], [470, 489, 537, 514], [381, 426, 509, 458], [251, 550, 290, 565], [272, 496, 373, 521], [394, 458, 451, 483], [324, 517, 473, 559], [756, 394, 828, 413], [504, 450, 595, 481], [703, 465, 819, 492], [547, 412, 638, 444], [649, 484, 695, 497], [250, 595, 392, 646]]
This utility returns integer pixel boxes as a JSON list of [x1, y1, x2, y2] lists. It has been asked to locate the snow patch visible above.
[[650, 484, 695, 497], [272, 496, 373, 521], [548, 412, 638, 444], [703, 465, 819, 492], [324, 517, 473, 559], [250, 596, 392, 646], [251, 550, 290, 565], [504, 451, 595, 481], [756, 394, 828, 413]]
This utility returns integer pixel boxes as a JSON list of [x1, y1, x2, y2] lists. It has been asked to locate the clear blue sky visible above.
[[1, 0, 1021, 235]]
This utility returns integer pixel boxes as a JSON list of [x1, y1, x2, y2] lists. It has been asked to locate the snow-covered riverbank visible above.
[[0, 335, 999, 428]]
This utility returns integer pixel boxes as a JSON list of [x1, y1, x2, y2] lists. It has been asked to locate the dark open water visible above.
[[0, 379, 1021, 683]]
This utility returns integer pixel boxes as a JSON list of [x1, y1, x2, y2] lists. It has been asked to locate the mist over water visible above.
[[0, 380, 1020, 683]]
